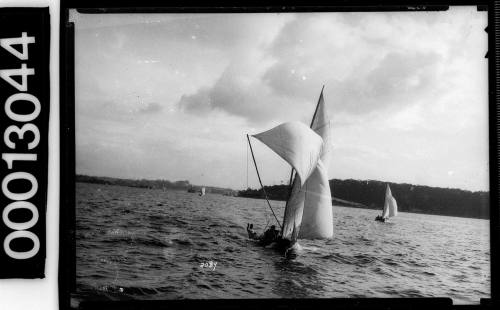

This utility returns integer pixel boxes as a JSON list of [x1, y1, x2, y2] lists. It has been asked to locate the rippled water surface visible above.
[[74, 182, 490, 304]]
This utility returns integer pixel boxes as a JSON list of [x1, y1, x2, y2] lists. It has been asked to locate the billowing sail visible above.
[[382, 185, 398, 219], [252, 121, 323, 186], [296, 91, 334, 239]]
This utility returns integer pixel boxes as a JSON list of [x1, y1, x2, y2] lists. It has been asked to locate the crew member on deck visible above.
[[247, 223, 280, 246], [247, 223, 258, 239], [259, 225, 279, 246]]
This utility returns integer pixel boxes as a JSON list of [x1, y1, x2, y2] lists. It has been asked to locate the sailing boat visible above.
[[199, 187, 206, 196], [375, 184, 398, 222], [246, 87, 333, 255]]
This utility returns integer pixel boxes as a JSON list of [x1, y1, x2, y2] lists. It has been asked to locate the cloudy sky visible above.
[[71, 7, 489, 192]]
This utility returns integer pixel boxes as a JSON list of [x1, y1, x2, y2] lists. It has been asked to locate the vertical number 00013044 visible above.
[[0, 32, 41, 260]]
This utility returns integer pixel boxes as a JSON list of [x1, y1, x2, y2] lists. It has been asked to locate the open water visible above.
[[74, 182, 490, 304]]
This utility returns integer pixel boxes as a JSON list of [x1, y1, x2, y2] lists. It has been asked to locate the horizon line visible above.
[[75, 173, 490, 193]]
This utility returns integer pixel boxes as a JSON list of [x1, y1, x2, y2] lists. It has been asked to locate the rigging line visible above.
[[246, 134, 282, 229], [284, 85, 325, 207], [246, 137, 249, 189]]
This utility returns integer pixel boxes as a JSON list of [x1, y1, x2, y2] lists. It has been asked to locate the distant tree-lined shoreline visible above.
[[239, 179, 489, 220], [76, 175, 489, 220], [75, 174, 238, 196]]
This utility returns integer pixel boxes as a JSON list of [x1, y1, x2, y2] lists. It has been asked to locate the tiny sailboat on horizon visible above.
[[375, 184, 398, 222]]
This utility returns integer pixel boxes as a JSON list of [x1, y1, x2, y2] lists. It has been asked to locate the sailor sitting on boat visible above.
[[246, 223, 258, 239], [261, 225, 280, 246], [247, 223, 280, 246]]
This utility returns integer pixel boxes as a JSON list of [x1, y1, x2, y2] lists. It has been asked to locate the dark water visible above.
[[74, 182, 490, 304]]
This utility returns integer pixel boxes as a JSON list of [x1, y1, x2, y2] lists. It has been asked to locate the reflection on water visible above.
[[74, 182, 490, 304]]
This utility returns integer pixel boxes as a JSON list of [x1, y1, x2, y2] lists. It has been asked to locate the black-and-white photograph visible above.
[[70, 7, 490, 305]]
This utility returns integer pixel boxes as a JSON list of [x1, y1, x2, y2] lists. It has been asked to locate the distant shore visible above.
[[75, 174, 238, 196], [239, 179, 489, 220], [76, 174, 489, 220]]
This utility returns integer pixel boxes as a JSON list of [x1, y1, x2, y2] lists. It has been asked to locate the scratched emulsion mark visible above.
[[199, 261, 217, 271]]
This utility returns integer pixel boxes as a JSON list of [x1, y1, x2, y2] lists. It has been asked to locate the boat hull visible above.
[[266, 237, 301, 258]]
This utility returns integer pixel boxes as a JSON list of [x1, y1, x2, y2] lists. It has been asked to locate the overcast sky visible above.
[[71, 7, 489, 192]]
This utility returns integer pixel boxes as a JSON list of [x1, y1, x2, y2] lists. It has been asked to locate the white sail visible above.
[[381, 197, 390, 218], [297, 159, 333, 238], [281, 175, 305, 240], [389, 197, 398, 217], [252, 121, 323, 186], [297, 91, 334, 239], [382, 184, 398, 219], [310, 91, 333, 166], [252, 121, 324, 241]]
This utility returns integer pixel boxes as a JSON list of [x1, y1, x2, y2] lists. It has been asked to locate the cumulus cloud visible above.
[[178, 64, 287, 123], [176, 15, 297, 124], [328, 51, 443, 114], [262, 13, 453, 117], [176, 12, 449, 123]]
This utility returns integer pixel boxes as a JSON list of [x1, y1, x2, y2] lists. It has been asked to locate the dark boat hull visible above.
[[268, 237, 301, 258], [247, 226, 300, 258]]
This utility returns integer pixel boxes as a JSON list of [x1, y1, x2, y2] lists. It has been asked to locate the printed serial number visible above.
[[1, 32, 40, 260]]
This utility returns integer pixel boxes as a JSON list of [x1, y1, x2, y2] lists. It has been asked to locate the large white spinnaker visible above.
[[382, 184, 398, 219], [252, 121, 324, 240], [252, 122, 323, 187]]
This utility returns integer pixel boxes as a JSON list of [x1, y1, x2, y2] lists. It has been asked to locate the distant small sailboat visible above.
[[375, 184, 398, 222], [246, 87, 333, 255], [199, 187, 206, 196]]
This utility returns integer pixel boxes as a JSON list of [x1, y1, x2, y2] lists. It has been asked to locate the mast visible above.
[[246, 134, 282, 229]]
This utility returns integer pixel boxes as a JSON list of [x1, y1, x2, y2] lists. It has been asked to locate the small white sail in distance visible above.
[[382, 184, 398, 219]]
